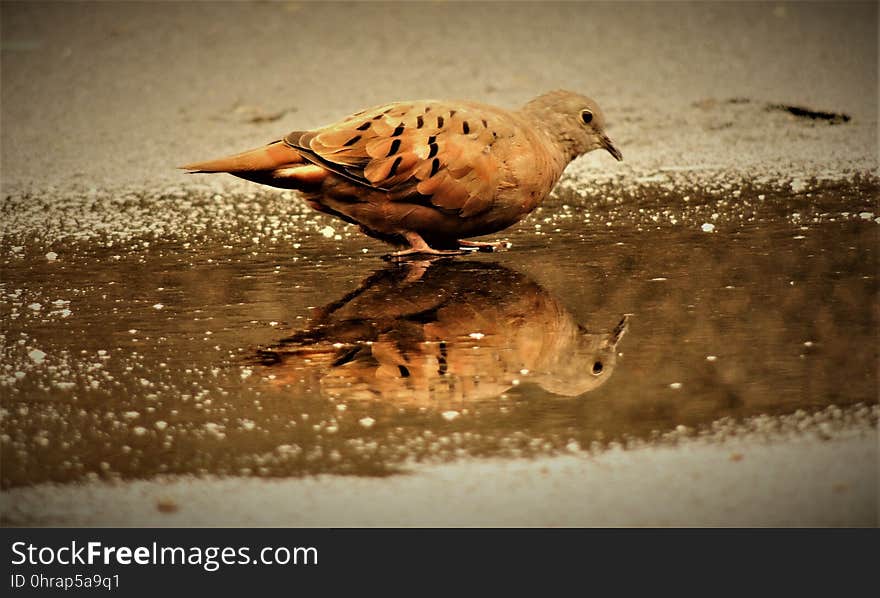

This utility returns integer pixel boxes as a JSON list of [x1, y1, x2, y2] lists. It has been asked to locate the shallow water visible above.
[[1, 179, 877, 487]]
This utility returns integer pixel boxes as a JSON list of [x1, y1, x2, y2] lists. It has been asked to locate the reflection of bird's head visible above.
[[536, 315, 630, 397]]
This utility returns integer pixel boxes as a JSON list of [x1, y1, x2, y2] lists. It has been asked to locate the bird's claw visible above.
[[459, 240, 512, 253], [382, 248, 466, 261]]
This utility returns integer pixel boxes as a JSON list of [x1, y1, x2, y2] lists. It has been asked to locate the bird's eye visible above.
[[592, 361, 603, 375], [581, 110, 593, 124]]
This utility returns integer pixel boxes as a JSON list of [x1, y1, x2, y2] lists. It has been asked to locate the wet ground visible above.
[[2, 1, 878, 526], [2, 176, 877, 494]]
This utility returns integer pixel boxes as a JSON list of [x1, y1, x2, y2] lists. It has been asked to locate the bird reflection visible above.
[[257, 260, 629, 404]]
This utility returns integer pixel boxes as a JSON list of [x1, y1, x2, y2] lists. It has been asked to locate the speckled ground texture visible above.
[[1, 1, 877, 527]]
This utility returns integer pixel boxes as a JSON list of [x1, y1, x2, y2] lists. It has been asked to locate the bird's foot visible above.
[[384, 247, 465, 261], [384, 231, 468, 260], [458, 239, 512, 252]]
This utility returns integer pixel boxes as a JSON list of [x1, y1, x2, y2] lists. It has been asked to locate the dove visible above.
[[256, 260, 630, 404], [182, 90, 622, 257]]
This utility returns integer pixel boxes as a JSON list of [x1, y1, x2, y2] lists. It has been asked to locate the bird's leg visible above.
[[458, 239, 512, 252], [388, 232, 466, 258]]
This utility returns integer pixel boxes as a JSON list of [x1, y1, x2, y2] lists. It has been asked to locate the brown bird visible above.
[[256, 260, 630, 404], [182, 90, 622, 257]]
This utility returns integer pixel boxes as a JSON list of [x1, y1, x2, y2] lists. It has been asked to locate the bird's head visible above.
[[521, 89, 622, 162]]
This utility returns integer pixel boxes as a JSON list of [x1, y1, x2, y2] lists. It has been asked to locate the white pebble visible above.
[[441, 410, 460, 421], [669, 382, 683, 390], [153, 303, 164, 310], [701, 223, 716, 233], [359, 417, 375, 428], [790, 179, 808, 193], [28, 349, 46, 363], [45, 252, 58, 261]]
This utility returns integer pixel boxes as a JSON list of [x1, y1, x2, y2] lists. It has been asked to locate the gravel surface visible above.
[[2, 1, 876, 196]]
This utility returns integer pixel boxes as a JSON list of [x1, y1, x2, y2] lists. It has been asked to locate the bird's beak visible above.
[[602, 135, 623, 161]]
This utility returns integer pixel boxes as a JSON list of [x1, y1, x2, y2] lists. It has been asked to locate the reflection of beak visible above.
[[611, 314, 630, 348], [602, 135, 623, 161]]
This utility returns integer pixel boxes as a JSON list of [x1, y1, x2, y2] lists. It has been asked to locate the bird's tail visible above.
[[180, 140, 327, 189]]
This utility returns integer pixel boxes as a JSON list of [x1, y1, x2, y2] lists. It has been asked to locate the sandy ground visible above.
[[2, 1, 877, 196], [2, 2, 878, 527], [3, 424, 876, 527]]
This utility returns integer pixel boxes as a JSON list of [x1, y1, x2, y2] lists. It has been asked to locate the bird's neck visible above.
[[518, 106, 580, 164]]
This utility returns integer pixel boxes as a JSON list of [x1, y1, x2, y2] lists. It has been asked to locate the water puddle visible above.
[[1, 179, 877, 487]]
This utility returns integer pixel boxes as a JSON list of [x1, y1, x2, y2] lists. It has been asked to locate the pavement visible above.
[[1, 1, 876, 195], [2, 413, 877, 527], [1, 1, 878, 527]]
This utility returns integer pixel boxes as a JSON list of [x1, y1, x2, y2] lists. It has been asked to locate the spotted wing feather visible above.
[[285, 101, 512, 217]]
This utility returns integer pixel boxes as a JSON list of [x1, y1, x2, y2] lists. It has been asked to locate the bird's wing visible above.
[[284, 101, 515, 217]]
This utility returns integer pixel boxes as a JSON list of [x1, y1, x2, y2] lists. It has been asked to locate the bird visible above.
[[256, 260, 630, 404], [182, 89, 622, 257]]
